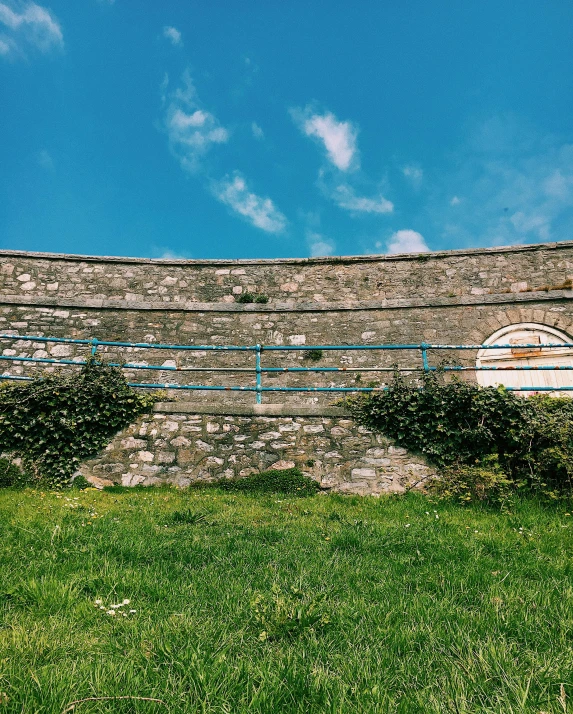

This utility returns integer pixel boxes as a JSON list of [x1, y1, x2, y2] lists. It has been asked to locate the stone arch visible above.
[[466, 306, 573, 347], [475, 322, 573, 394]]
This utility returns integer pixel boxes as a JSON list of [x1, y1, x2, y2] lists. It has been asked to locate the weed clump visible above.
[[170, 509, 207, 525], [0, 457, 31, 488], [303, 349, 323, 362], [236, 293, 269, 304], [195, 468, 320, 496], [251, 584, 330, 641]]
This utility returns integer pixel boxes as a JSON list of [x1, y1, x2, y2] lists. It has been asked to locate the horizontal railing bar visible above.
[[263, 343, 573, 351], [263, 365, 573, 372], [2, 373, 573, 393], [425, 343, 573, 350]]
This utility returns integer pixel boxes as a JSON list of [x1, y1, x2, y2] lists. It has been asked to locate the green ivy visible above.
[[345, 371, 573, 497], [0, 360, 157, 487]]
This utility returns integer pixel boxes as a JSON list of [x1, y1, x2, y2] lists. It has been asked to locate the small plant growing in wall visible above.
[[303, 349, 323, 362], [236, 292, 269, 304], [236, 292, 255, 303]]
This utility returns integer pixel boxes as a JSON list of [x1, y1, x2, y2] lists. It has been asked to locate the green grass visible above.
[[1, 488, 573, 713]]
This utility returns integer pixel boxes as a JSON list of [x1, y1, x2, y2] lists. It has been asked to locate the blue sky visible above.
[[1, 1, 572, 260]]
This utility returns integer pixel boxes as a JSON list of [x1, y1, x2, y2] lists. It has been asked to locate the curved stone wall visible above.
[[1, 241, 573, 405], [2, 242, 573, 492]]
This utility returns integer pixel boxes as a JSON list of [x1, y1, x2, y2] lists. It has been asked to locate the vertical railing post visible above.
[[255, 344, 262, 404], [420, 342, 429, 372], [90, 338, 99, 358]]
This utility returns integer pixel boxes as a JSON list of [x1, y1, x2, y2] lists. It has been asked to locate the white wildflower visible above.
[[106, 610, 116, 616], [122, 599, 130, 605]]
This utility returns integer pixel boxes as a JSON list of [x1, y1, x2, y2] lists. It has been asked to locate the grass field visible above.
[[1, 487, 573, 713]]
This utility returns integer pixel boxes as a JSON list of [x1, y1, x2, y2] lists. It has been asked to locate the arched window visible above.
[[476, 323, 573, 394]]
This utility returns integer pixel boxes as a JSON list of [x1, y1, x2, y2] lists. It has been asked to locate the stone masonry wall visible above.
[[2, 242, 572, 491], [79, 405, 435, 496], [0, 299, 572, 404], [1, 242, 573, 306]]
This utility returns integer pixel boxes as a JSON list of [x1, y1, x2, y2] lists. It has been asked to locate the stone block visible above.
[[303, 424, 324, 434], [269, 459, 296, 470], [351, 468, 377, 480], [157, 451, 176, 464]]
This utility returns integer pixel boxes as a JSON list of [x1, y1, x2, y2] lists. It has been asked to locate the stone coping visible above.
[[0, 288, 571, 314], [0, 239, 571, 267], [153, 402, 351, 417]]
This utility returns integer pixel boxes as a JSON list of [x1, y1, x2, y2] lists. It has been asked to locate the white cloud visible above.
[[163, 25, 182, 46], [292, 106, 358, 171], [386, 230, 430, 255], [433, 117, 573, 247], [543, 169, 573, 201], [251, 122, 264, 140], [213, 173, 287, 233], [158, 249, 190, 259], [163, 71, 229, 173], [38, 149, 53, 169], [402, 165, 423, 187], [307, 231, 335, 257], [509, 212, 550, 240], [0, 1, 63, 57], [332, 184, 393, 214]]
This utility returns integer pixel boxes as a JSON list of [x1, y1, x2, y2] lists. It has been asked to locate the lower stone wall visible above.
[[79, 403, 435, 496]]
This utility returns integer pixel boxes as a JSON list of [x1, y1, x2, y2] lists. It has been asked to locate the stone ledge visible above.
[[0, 288, 571, 314], [153, 402, 351, 417], [1, 239, 572, 265]]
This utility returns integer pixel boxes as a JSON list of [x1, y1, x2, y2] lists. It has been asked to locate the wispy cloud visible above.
[[307, 231, 335, 257], [384, 229, 430, 254], [434, 115, 573, 247], [161, 71, 288, 235], [212, 173, 287, 233], [292, 106, 358, 171], [402, 164, 423, 187], [163, 25, 182, 46], [158, 249, 191, 260], [332, 184, 393, 214], [38, 148, 53, 169], [251, 122, 264, 140], [0, 1, 63, 58], [163, 71, 229, 173]]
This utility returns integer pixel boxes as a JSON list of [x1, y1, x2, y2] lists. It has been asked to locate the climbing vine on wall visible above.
[[346, 371, 573, 498], [0, 359, 157, 486]]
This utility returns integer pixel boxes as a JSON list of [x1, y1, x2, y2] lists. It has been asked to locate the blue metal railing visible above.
[[1, 333, 573, 403]]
